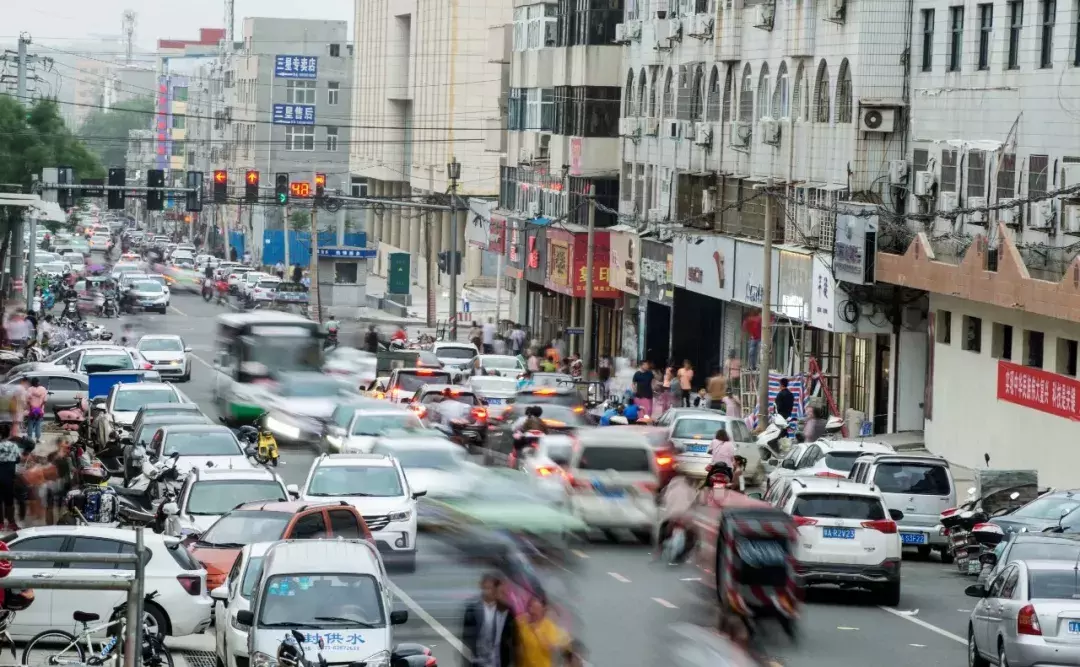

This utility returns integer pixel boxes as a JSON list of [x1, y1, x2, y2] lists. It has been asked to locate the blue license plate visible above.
[[1069, 621, 1080, 634], [822, 527, 855, 539], [487, 398, 503, 405], [901, 532, 928, 545], [591, 480, 624, 498], [685, 444, 709, 453]]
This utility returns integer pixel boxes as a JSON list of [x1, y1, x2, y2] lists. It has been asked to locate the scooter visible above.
[[756, 413, 794, 456], [256, 416, 279, 467], [101, 294, 118, 318], [508, 430, 545, 467], [201, 280, 214, 302]]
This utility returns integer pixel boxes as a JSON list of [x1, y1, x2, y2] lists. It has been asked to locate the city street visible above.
[[93, 291, 974, 667]]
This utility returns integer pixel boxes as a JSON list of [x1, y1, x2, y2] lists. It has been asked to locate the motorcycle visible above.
[[325, 327, 339, 350], [201, 279, 214, 302], [101, 294, 118, 318], [940, 486, 1029, 575], [60, 298, 80, 321], [508, 429, 545, 467], [256, 417, 280, 467], [756, 413, 795, 456]]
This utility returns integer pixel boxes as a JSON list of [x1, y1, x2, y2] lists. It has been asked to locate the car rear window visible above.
[[873, 463, 952, 495], [823, 452, 862, 472], [436, 347, 476, 360], [577, 446, 651, 472], [1028, 570, 1080, 600], [672, 418, 724, 439], [1007, 541, 1080, 565], [166, 542, 202, 570], [422, 391, 478, 406], [82, 354, 134, 372], [791, 494, 886, 520], [394, 372, 452, 392]]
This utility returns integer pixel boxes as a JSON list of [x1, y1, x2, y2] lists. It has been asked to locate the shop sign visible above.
[[547, 240, 571, 287], [569, 138, 582, 176], [488, 217, 506, 254], [524, 227, 547, 285], [777, 250, 812, 322], [505, 218, 524, 279], [833, 209, 879, 286], [733, 241, 779, 308], [674, 235, 735, 301], [544, 229, 618, 298], [608, 231, 640, 295], [997, 361, 1080, 420], [640, 239, 673, 306], [810, 255, 854, 333]]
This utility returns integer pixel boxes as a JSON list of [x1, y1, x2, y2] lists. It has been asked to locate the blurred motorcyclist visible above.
[[363, 325, 380, 353], [390, 326, 407, 343], [599, 403, 625, 426], [513, 406, 548, 435], [120, 322, 136, 347], [427, 388, 472, 430]]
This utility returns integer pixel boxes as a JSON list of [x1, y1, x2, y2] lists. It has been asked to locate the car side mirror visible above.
[[236, 610, 254, 625], [889, 509, 904, 521], [210, 586, 228, 601], [286, 484, 299, 498], [781, 459, 796, 470], [965, 584, 988, 598], [390, 610, 409, 625], [412, 488, 427, 499], [184, 347, 192, 353]]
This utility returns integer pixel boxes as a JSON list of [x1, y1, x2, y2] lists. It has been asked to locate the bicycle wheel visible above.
[[21, 629, 85, 667], [145, 636, 174, 667]]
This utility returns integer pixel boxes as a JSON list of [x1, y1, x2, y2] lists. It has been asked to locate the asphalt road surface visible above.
[[87, 288, 971, 667]]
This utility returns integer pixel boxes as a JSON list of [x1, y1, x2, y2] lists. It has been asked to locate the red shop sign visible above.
[[997, 360, 1080, 421], [488, 217, 506, 254]]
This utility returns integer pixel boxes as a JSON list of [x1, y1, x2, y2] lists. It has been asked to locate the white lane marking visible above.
[[679, 577, 701, 582], [191, 354, 215, 370], [608, 572, 631, 583], [652, 597, 677, 609], [571, 549, 589, 559], [170, 305, 187, 317], [879, 605, 966, 645], [958, 609, 972, 613], [837, 626, 859, 631], [389, 582, 471, 660], [910, 644, 926, 648]]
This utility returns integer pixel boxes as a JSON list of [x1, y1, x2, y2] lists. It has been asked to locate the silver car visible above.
[[322, 404, 426, 453], [130, 280, 169, 313], [466, 375, 519, 408], [136, 334, 191, 382], [653, 407, 765, 484], [967, 559, 1080, 667]]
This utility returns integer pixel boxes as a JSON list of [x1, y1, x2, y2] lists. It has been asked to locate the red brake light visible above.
[[424, 658, 436, 667], [142, 362, 153, 370], [417, 369, 434, 375], [177, 574, 202, 596], [570, 476, 590, 489], [471, 407, 488, 422], [1018, 604, 1042, 635], [656, 456, 672, 467], [793, 516, 818, 527], [861, 519, 898, 534]]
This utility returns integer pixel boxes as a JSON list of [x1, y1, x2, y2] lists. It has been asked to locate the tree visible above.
[[75, 96, 154, 169], [0, 95, 103, 189]]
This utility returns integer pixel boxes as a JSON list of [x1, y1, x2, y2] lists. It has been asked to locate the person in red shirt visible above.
[[0, 540, 12, 607], [742, 310, 762, 371], [391, 326, 407, 342]]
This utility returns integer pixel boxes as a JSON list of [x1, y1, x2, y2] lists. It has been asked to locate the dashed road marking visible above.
[[389, 582, 472, 661], [170, 305, 187, 317], [679, 577, 701, 581], [571, 549, 589, 559], [910, 644, 926, 648], [879, 605, 966, 645], [651, 597, 677, 609], [607, 572, 631, 583], [837, 627, 859, 631]]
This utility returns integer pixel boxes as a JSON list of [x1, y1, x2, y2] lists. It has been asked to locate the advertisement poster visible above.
[[547, 240, 571, 288], [641, 240, 673, 306], [675, 235, 735, 301], [777, 251, 812, 322], [608, 231, 641, 295], [733, 241, 780, 309]]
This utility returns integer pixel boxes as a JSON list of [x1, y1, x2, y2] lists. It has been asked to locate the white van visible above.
[[235, 540, 410, 667]]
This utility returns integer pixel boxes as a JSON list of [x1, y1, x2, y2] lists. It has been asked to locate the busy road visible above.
[[90, 292, 972, 667]]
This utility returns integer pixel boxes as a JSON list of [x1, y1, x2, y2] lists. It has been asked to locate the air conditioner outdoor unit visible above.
[[967, 197, 988, 224], [619, 118, 639, 136], [889, 159, 908, 184], [702, 188, 716, 213], [913, 170, 935, 196], [753, 2, 775, 29], [1029, 200, 1055, 229], [998, 198, 1019, 224], [682, 120, 696, 138], [615, 23, 628, 43], [805, 209, 823, 242], [828, 0, 846, 19], [730, 121, 751, 147], [527, 202, 540, 218], [644, 118, 660, 135], [694, 122, 712, 146], [761, 118, 780, 145], [668, 120, 681, 138], [1065, 205, 1080, 233], [861, 107, 896, 133], [938, 191, 958, 216], [518, 147, 534, 164], [668, 19, 683, 40], [627, 21, 642, 39]]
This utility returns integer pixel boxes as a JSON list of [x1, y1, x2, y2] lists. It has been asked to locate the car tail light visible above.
[[793, 516, 818, 527], [861, 519, 898, 534], [972, 523, 1003, 533], [572, 406, 585, 414], [537, 466, 567, 480], [656, 455, 673, 467], [471, 407, 488, 423], [569, 477, 591, 490], [141, 362, 153, 370], [177, 575, 202, 596], [424, 658, 437, 667], [815, 472, 846, 479], [1018, 604, 1042, 636]]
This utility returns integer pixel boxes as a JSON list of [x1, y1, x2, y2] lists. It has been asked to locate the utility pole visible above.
[[425, 210, 436, 328], [16, 35, 28, 107], [582, 184, 597, 374], [447, 159, 461, 341], [757, 179, 775, 429], [309, 202, 322, 323]]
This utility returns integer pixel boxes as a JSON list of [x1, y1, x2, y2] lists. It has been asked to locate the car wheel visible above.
[[142, 601, 170, 638], [967, 627, 989, 667], [917, 545, 932, 559], [879, 580, 901, 606]]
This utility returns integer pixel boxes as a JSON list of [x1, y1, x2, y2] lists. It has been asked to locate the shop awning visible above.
[[0, 194, 66, 222]]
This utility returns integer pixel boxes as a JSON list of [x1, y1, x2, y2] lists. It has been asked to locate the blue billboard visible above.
[[274, 55, 318, 79], [272, 104, 315, 125]]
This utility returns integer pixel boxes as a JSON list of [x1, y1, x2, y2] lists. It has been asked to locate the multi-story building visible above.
[[351, 0, 510, 287], [124, 128, 157, 224], [103, 66, 156, 110], [874, 0, 1080, 485], [72, 58, 110, 128]]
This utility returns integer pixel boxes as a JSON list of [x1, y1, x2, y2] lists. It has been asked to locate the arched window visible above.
[[624, 70, 636, 116], [814, 59, 831, 124], [792, 61, 806, 121], [757, 63, 771, 119], [637, 68, 647, 117], [690, 64, 706, 121], [773, 62, 790, 119], [648, 68, 658, 117], [662, 68, 675, 118], [721, 65, 734, 122], [706, 66, 721, 122], [835, 58, 853, 123], [738, 64, 754, 122]]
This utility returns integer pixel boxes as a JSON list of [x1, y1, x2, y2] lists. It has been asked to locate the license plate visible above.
[[822, 527, 855, 539], [967, 559, 981, 574], [901, 532, 928, 545], [592, 481, 625, 498], [1068, 621, 1080, 634], [685, 444, 709, 453], [487, 399, 503, 405]]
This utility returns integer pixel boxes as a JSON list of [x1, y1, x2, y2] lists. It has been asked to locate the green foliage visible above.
[[288, 210, 310, 229], [75, 96, 154, 169], [0, 95, 104, 189]]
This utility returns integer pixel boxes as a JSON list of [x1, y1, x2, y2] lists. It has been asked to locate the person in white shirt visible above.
[[462, 573, 516, 667], [509, 324, 526, 356], [481, 318, 496, 353], [429, 388, 472, 427]]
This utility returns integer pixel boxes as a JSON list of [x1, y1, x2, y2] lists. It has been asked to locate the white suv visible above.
[[772, 440, 894, 482], [298, 453, 426, 571], [775, 477, 903, 605]]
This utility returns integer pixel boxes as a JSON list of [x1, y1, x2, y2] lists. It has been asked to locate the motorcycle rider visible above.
[[363, 325, 380, 353], [325, 314, 340, 347], [510, 406, 548, 459]]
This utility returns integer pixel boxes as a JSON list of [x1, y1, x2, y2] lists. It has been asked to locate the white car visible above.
[[137, 334, 191, 382], [250, 276, 281, 302], [110, 262, 142, 280], [176, 467, 296, 533], [323, 347, 378, 391], [171, 250, 196, 268], [106, 381, 190, 430], [368, 436, 486, 518], [776, 477, 903, 605], [226, 267, 254, 289], [772, 440, 895, 481], [141, 274, 172, 299], [322, 404, 425, 453], [565, 429, 660, 542], [212, 542, 276, 667], [263, 372, 363, 444], [240, 271, 270, 297], [146, 423, 255, 472], [766, 442, 811, 491], [5, 525, 212, 638], [653, 408, 765, 484], [298, 453, 426, 571], [431, 341, 479, 370]]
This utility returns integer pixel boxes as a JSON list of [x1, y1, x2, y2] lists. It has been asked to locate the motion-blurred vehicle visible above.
[[384, 367, 453, 403], [653, 408, 766, 485], [465, 375, 519, 407], [375, 348, 442, 375], [460, 354, 526, 379], [129, 279, 170, 313], [566, 429, 661, 542], [411, 384, 489, 446], [250, 276, 281, 303], [369, 437, 486, 525], [515, 385, 587, 415], [321, 401, 424, 453], [990, 489, 1080, 535], [323, 346, 378, 391], [262, 372, 361, 444]]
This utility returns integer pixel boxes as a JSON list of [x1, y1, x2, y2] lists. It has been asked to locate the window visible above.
[[1057, 337, 1078, 376], [173, 86, 188, 101], [48, 377, 84, 392], [621, 162, 633, 202], [172, 115, 186, 129], [773, 62, 790, 118], [999, 568, 1021, 598], [540, 88, 554, 130], [1075, 0, 1080, 64], [738, 64, 753, 122], [962, 315, 982, 352], [835, 59, 852, 123], [721, 65, 734, 122], [913, 148, 930, 180], [527, 5, 543, 48], [1025, 330, 1045, 367], [949, 6, 965, 71], [814, 60, 830, 123], [791, 494, 886, 521], [325, 126, 339, 151], [978, 4, 993, 69], [757, 64, 771, 119], [513, 7, 526, 50], [329, 43, 341, 57], [285, 126, 315, 151], [690, 65, 705, 121], [328, 81, 340, 105], [1029, 154, 1050, 199], [997, 153, 1017, 199], [662, 68, 675, 118], [327, 509, 363, 539], [872, 463, 952, 495], [290, 512, 329, 539], [69, 537, 124, 570], [624, 70, 636, 116], [527, 88, 542, 129], [992, 322, 1014, 359], [941, 149, 958, 192], [286, 80, 316, 104], [936, 309, 952, 344], [508, 88, 525, 130], [792, 62, 805, 120], [1008, 1, 1023, 69], [1040, 0, 1056, 67], [637, 68, 648, 117], [968, 150, 987, 198], [922, 9, 936, 70], [648, 67, 659, 117], [8, 535, 65, 568], [706, 66, 721, 121]]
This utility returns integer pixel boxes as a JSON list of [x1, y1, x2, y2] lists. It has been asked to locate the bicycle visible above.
[[21, 591, 173, 667]]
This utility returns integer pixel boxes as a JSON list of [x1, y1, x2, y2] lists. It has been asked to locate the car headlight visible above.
[[359, 651, 390, 667], [250, 652, 277, 667], [265, 416, 301, 440], [388, 510, 412, 523]]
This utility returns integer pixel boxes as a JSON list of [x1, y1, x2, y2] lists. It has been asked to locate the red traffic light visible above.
[[213, 170, 227, 184], [246, 170, 260, 185], [314, 173, 326, 187]]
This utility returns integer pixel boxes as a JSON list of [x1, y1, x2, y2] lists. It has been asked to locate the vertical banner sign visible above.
[[569, 138, 583, 176], [548, 240, 570, 287], [274, 55, 319, 79]]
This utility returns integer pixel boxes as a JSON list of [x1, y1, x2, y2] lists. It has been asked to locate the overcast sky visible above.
[[7, 1, 353, 50]]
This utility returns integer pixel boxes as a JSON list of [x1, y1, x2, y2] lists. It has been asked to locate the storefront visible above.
[[501, 215, 526, 326], [522, 225, 552, 343], [608, 227, 641, 361], [544, 227, 621, 361], [639, 239, 674, 366], [672, 234, 735, 384]]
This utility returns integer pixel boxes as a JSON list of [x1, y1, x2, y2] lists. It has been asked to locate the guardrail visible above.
[[0, 527, 147, 667]]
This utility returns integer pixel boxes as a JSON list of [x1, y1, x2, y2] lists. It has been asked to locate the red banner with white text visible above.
[[996, 360, 1080, 420]]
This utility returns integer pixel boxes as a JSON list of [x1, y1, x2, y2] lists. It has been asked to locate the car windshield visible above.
[[872, 463, 952, 495], [307, 465, 403, 497], [199, 510, 289, 546], [139, 338, 184, 352], [481, 356, 521, 370], [240, 556, 265, 599], [470, 377, 519, 393], [672, 418, 725, 439], [1028, 570, 1080, 600], [187, 481, 287, 515], [517, 404, 584, 426], [1007, 540, 1080, 565], [380, 446, 464, 471], [437, 347, 476, 360], [82, 354, 134, 372], [259, 574, 385, 628], [1013, 494, 1080, 520], [42, 263, 67, 273], [256, 281, 279, 290], [114, 389, 178, 412], [351, 413, 423, 436], [162, 431, 241, 457], [823, 451, 862, 472], [577, 446, 651, 472], [133, 281, 162, 293], [144, 276, 167, 287], [134, 416, 208, 444], [277, 378, 347, 398], [394, 372, 452, 392], [791, 494, 886, 520]]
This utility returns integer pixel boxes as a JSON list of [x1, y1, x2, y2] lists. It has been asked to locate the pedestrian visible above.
[[461, 573, 517, 667], [706, 366, 727, 411], [677, 359, 694, 407], [709, 428, 736, 470], [527, 352, 540, 372], [0, 436, 22, 530], [515, 595, 569, 667], [540, 355, 557, 373], [724, 348, 742, 394], [243, 250, 252, 265], [24, 379, 47, 444], [229, 246, 238, 262], [274, 261, 285, 279], [550, 332, 566, 362], [482, 318, 496, 354], [470, 322, 483, 352], [509, 324, 526, 356], [662, 361, 676, 413], [597, 355, 612, 387], [775, 378, 795, 421], [742, 310, 762, 371], [631, 360, 655, 417], [364, 325, 380, 354], [722, 388, 743, 418], [292, 264, 303, 283], [8, 379, 27, 440]]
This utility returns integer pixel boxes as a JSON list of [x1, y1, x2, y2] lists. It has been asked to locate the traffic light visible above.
[[314, 173, 326, 200], [437, 251, 448, 273], [146, 169, 165, 211], [275, 173, 289, 206], [212, 170, 228, 204], [106, 168, 125, 210], [450, 251, 462, 275], [57, 166, 74, 209], [245, 170, 260, 203], [185, 171, 203, 212]]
